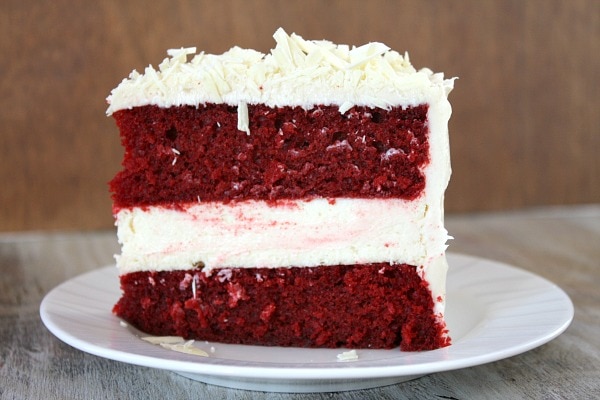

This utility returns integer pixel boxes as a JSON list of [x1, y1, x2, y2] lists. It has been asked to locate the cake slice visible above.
[[107, 28, 454, 351]]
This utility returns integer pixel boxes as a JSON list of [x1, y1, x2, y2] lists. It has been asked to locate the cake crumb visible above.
[[179, 273, 193, 290], [336, 349, 359, 362], [217, 268, 233, 282]]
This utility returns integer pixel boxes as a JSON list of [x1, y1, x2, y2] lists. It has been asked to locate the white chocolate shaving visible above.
[[141, 335, 186, 345], [336, 349, 359, 362], [141, 336, 209, 357], [159, 340, 209, 357], [237, 101, 250, 134]]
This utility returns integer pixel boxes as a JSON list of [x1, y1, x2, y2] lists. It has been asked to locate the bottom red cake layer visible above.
[[113, 263, 450, 351]]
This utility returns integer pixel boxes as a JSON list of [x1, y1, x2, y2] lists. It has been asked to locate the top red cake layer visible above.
[[110, 104, 429, 208]]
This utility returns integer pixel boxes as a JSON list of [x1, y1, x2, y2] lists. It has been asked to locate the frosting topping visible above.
[[107, 28, 454, 116]]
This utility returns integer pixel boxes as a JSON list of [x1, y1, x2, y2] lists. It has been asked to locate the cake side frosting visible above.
[[106, 28, 455, 117]]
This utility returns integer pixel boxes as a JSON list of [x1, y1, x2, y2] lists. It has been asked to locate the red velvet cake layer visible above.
[[113, 263, 450, 351], [110, 104, 430, 209]]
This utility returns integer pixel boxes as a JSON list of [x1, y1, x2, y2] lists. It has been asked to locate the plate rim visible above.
[[40, 252, 574, 382]]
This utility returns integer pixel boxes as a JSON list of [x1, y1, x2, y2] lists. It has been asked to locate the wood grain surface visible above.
[[1, 205, 598, 398], [1, 0, 599, 231]]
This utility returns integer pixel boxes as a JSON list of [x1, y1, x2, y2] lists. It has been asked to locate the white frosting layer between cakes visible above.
[[116, 198, 448, 273]]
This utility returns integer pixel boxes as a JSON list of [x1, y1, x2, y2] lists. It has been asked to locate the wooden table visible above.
[[2, 205, 598, 399]]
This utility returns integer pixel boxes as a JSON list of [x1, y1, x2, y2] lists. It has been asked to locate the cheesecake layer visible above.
[[116, 198, 449, 273]]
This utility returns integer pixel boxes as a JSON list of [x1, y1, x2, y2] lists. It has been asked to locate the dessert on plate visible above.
[[108, 28, 455, 351]]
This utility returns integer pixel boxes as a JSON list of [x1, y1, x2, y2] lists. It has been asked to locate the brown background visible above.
[[1, 0, 598, 232]]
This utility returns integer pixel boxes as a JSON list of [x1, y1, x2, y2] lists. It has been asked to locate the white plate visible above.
[[40, 253, 573, 393]]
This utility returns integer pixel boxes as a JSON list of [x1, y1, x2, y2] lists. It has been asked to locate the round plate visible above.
[[40, 253, 573, 393]]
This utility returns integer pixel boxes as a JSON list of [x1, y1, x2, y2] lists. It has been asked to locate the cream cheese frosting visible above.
[[106, 28, 455, 118]]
